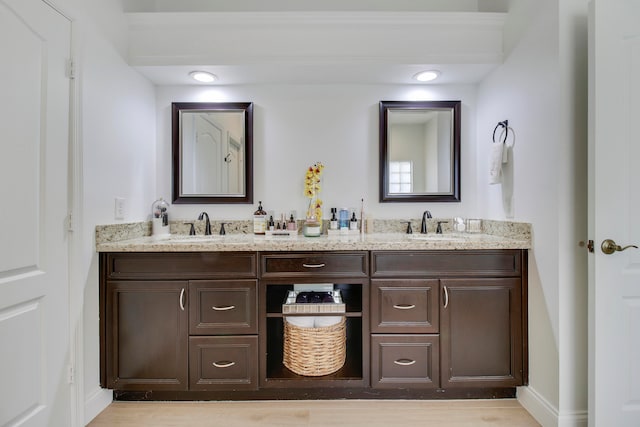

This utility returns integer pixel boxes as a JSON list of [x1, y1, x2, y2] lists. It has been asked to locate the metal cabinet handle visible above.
[[443, 286, 449, 309], [179, 288, 185, 311], [212, 361, 235, 368], [394, 359, 416, 366], [601, 239, 639, 255], [212, 305, 235, 311], [393, 304, 416, 310], [302, 263, 326, 268]]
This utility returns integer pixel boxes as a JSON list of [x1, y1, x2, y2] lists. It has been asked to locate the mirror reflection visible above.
[[379, 100, 461, 202], [172, 102, 253, 204]]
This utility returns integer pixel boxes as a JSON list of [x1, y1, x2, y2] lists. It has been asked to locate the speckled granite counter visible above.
[[95, 219, 531, 252]]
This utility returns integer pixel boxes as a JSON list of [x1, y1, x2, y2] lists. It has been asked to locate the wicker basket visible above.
[[283, 317, 346, 376]]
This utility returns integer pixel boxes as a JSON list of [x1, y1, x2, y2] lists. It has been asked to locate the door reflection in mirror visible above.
[[181, 111, 244, 195]]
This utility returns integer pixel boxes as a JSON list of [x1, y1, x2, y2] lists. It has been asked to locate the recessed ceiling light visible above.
[[413, 70, 441, 82], [189, 71, 217, 83]]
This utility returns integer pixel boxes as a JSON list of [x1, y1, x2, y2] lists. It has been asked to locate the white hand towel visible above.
[[489, 142, 504, 184]]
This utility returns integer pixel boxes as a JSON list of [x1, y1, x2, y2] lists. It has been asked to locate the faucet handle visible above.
[[184, 222, 196, 235], [436, 221, 449, 234], [405, 221, 413, 234], [219, 222, 230, 235]]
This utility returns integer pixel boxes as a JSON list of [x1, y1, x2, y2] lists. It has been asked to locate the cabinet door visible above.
[[106, 281, 189, 390], [440, 278, 522, 388]]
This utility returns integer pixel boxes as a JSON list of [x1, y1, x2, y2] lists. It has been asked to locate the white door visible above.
[[0, 0, 71, 425], [589, 0, 640, 425]]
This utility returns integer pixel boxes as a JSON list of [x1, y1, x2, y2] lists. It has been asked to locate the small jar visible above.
[[302, 218, 322, 237], [151, 198, 170, 237]]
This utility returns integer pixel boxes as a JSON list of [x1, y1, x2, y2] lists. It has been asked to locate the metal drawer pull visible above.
[[212, 305, 235, 311], [394, 359, 416, 366], [393, 304, 416, 310], [213, 361, 235, 368], [302, 263, 326, 268], [179, 288, 185, 311], [443, 286, 449, 309]]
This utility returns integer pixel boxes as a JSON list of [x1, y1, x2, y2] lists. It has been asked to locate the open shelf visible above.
[[261, 279, 368, 388]]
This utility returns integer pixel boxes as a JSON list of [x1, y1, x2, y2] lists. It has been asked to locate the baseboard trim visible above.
[[517, 386, 588, 427], [84, 387, 112, 425]]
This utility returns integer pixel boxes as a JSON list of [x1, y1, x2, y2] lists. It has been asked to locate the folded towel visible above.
[[489, 142, 504, 184]]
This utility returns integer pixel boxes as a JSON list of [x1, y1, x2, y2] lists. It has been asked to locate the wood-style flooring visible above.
[[88, 399, 541, 426]]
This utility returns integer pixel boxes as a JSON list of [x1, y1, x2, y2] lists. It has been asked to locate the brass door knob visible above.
[[601, 239, 639, 255]]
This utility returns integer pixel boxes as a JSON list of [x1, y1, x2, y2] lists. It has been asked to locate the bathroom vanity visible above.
[[97, 229, 529, 401]]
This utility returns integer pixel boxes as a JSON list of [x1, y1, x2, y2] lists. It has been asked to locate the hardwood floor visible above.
[[88, 399, 541, 426]]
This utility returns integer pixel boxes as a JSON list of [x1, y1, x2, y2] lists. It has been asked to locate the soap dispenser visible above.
[[253, 201, 267, 235], [329, 208, 338, 230], [151, 198, 170, 238], [349, 212, 358, 231]]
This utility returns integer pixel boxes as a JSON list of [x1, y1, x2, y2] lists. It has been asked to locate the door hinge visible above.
[[68, 365, 74, 384], [67, 211, 74, 232], [66, 58, 75, 79]]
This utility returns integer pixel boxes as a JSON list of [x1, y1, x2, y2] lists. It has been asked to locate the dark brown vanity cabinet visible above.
[[100, 252, 258, 392], [370, 250, 527, 390], [99, 248, 527, 399]]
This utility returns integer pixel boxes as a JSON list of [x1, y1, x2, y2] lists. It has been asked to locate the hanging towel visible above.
[[489, 142, 504, 184]]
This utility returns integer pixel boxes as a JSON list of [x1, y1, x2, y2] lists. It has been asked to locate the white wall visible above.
[[477, 0, 588, 425], [64, 3, 158, 423], [155, 85, 478, 222]]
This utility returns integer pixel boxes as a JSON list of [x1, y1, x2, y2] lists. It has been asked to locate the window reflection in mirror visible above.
[[172, 102, 253, 204], [379, 100, 460, 202]]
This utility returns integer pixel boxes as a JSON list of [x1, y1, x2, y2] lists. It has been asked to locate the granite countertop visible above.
[[95, 231, 530, 252]]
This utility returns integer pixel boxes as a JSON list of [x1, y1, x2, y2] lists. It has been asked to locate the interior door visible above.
[[0, 0, 71, 425], [589, 0, 640, 425]]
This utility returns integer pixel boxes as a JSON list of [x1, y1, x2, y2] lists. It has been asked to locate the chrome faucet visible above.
[[420, 210, 432, 234], [198, 211, 212, 235]]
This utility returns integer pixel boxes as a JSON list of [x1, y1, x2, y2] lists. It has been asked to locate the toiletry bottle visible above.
[[339, 208, 349, 230], [287, 214, 297, 231], [330, 208, 338, 230], [349, 212, 358, 231], [253, 201, 267, 235], [268, 215, 275, 231]]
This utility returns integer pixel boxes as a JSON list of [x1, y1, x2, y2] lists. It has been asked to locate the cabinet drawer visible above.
[[371, 334, 439, 389], [104, 252, 257, 279], [371, 250, 522, 277], [371, 280, 439, 333], [189, 280, 257, 335], [189, 336, 258, 390], [260, 252, 368, 278]]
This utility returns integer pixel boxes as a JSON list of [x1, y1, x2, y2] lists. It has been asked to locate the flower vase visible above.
[[302, 217, 322, 237]]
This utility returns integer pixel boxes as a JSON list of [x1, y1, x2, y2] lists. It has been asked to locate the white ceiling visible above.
[[124, 1, 509, 86]]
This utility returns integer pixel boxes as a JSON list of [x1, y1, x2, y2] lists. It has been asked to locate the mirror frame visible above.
[[172, 102, 253, 204], [379, 100, 461, 202]]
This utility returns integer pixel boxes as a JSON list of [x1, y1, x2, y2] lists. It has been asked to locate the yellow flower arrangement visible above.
[[304, 162, 324, 221]]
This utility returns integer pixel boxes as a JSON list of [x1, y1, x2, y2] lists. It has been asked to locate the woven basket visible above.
[[283, 317, 346, 376]]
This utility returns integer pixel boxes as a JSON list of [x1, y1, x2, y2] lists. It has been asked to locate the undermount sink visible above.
[[406, 234, 460, 241], [165, 235, 224, 243]]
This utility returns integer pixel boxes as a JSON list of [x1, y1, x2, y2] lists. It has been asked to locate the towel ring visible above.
[[498, 126, 516, 148], [492, 120, 509, 143]]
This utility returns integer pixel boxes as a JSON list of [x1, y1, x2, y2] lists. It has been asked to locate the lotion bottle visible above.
[[253, 201, 267, 235]]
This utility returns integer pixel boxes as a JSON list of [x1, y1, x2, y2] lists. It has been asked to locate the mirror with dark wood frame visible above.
[[379, 100, 461, 202], [172, 102, 253, 204]]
